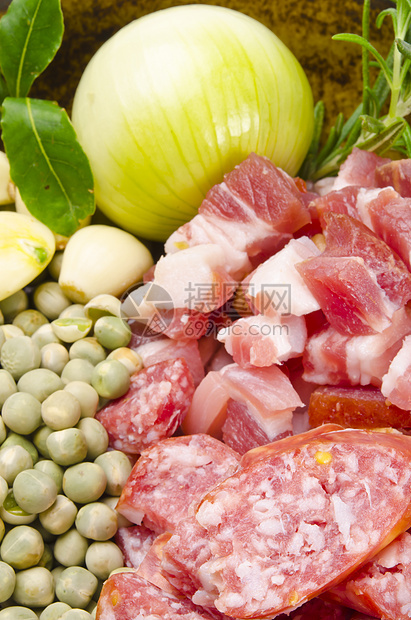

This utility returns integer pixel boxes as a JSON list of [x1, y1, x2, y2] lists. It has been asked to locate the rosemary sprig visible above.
[[299, 0, 411, 182]]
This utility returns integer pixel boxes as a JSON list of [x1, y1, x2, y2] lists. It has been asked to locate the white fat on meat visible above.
[[246, 237, 321, 316], [381, 334, 411, 409], [355, 187, 388, 229], [331, 494, 356, 549]]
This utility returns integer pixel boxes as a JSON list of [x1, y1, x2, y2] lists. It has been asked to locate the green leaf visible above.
[[360, 114, 386, 132], [333, 33, 393, 87], [397, 37, 411, 61], [1, 97, 95, 237], [0, 0, 63, 98], [359, 117, 406, 153]]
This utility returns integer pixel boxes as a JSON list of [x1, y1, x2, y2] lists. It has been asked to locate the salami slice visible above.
[[116, 434, 240, 533], [329, 530, 411, 619], [96, 358, 195, 454], [95, 571, 229, 619], [275, 596, 353, 619], [115, 524, 157, 569], [162, 427, 411, 619]]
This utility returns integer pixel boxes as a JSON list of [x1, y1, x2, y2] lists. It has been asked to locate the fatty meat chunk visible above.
[[381, 334, 411, 410], [115, 524, 157, 569], [331, 148, 390, 191], [116, 434, 240, 533]]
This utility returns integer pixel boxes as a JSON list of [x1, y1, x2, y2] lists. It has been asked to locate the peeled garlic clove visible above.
[[59, 225, 154, 304], [0, 152, 14, 205], [0, 212, 55, 302]]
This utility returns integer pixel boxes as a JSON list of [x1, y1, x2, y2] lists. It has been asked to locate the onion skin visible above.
[[72, 5, 314, 242]]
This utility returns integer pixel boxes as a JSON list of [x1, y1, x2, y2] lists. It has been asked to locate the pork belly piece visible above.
[[134, 337, 205, 386], [381, 334, 411, 410], [162, 427, 411, 619], [296, 255, 396, 335], [303, 307, 411, 386], [308, 385, 411, 429], [331, 148, 391, 191], [182, 362, 302, 448], [124, 244, 236, 340], [245, 236, 321, 317], [96, 358, 195, 455], [376, 157, 411, 197], [165, 153, 311, 280], [116, 434, 240, 533], [321, 212, 411, 308], [312, 186, 361, 220], [217, 313, 307, 368], [329, 531, 411, 620], [96, 571, 229, 620], [115, 524, 157, 569]]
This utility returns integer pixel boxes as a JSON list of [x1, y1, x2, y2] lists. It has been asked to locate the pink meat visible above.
[[96, 571, 228, 620], [115, 525, 157, 569], [312, 186, 361, 220], [331, 148, 390, 191], [376, 158, 411, 197], [275, 597, 353, 619], [303, 307, 411, 386], [165, 153, 311, 280], [330, 531, 411, 619], [381, 334, 411, 410], [136, 532, 180, 595], [134, 338, 205, 386], [96, 358, 195, 455], [162, 428, 411, 619], [205, 343, 233, 372], [217, 313, 307, 368], [116, 434, 240, 533], [322, 212, 411, 308], [182, 370, 230, 437], [296, 255, 396, 335]]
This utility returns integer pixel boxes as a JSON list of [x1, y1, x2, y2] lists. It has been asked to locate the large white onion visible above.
[[72, 5, 314, 241]]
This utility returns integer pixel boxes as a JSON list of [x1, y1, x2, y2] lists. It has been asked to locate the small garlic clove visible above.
[[0, 212, 55, 302], [59, 225, 154, 304]]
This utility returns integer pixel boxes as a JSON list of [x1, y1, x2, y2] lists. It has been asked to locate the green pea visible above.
[[37, 543, 54, 570], [64, 381, 99, 418], [0, 607, 38, 620], [84, 294, 121, 322], [0, 417, 6, 446], [59, 304, 86, 320], [34, 282, 72, 320], [40, 342, 70, 375], [47, 250, 64, 281], [94, 316, 131, 350], [0, 560, 16, 603], [2, 392, 42, 435], [51, 318, 93, 343], [0, 477, 8, 507], [69, 337, 106, 366], [63, 462, 107, 504], [101, 496, 132, 528], [0, 520, 5, 545], [91, 359, 130, 399], [1, 433, 38, 465], [17, 368, 64, 403], [0, 336, 41, 380], [40, 602, 71, 620], [13, 309, 48, 336], [0, 525, 44, 569], [0, 490, 36, 525], [31, 323, 61, 348], [75, 502, 117, 541], [13, 566, 54, 607], [55, 566, 97, 609], [0, 310, 3, 326], [0, 445, 33, 485], [33, 426, 53, 459], [61, 610, 92, 620], [51, 565, 65, 584], [0, 290, 29, 322], [39, 495, 77, 536], [1, 324, 24, 340], [76, 418, 108, 460], [61, 359, 94, 385], [34, 460, 64, 493], [54, 529, 88, 568], [41, 390, 81, 430], [106, 347, 143, 375], [85, 541, 124, 580], [46, 428, 88, 466], [0, 328, 4, 354], [94, 451, 132, 496], [13, 469, 57, 514], [0, 369, 17, 408]]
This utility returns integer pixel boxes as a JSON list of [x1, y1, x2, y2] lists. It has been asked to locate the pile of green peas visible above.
[[0, 252, 144, 618]]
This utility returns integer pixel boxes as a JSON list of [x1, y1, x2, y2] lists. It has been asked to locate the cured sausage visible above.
[[116, 434, 240, 533], [162, 427, 411, 619], [96, 358, 195, 454], [114, 524, 156, 569]]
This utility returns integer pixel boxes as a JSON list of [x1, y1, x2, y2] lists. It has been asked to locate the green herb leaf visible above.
[[2, 97, 95, 237], [0, 0, 63, 98], [397, 37, 411, 60]]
